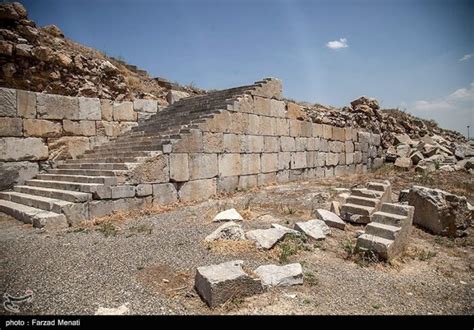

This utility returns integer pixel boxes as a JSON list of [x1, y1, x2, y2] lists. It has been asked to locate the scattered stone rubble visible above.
[[407, 186, 473, 237]]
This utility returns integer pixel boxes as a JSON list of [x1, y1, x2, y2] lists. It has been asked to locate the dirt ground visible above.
[[0, 165, 473, 315]]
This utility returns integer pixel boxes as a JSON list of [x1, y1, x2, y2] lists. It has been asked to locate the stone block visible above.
[[278, 152, 291, 170], [63, 120, 96, 136], [269, 99, 286, 117], [0, 117, 22, 136], [291, 152, 307, 169], [257, 172, 276, 186], [136, 184, 153, 197], [0, 88, 17, 117], [276, 170, 290, 183], [100, 99, 113, 121], [301, 121, 312, 137], [205, 111, 231, 133], [264, 136, 279, 152], [172, 129, 203, 153], [261, 153, 278, 173], [217, 176, 239, 193], [275, 118, 289, 136], [111, 185, 136, 199], [203, 132, 224, 153], [322, 124, 332, 140], [259, 116, 276, 136], [0, 137, 48, 161], [253, 96, 271, 116], [37, 93, 78, 119], [280, 136, 296, 152], [23, 119, 62, 137], [306, 137, 318, 151], [344, 127, 353, 141], [289, 120, 301, 137], [332, 127, 345, 141], [179, 178, 216, 202], [113, 101, 137, 121], [319, 139, 329, 152], [133, 99, 157, 113], [78, 97, 101, 120], [167, 90, 189, 104], [169, 153, 189, 182], [312, 123, 323, 137], [240, 135, 264, 153], [345, 140, 354, 153], [325, 167, 335, 177], [153, 183, 178, 205], [17, 90, 36, 118], [329, 141, 344, 153], [247, 114, 260, 135], [189, 153, 218, 180], [96, 121, 120, 137], [223, 133, 241, 153], [229, 112, 249, 134], [238, 175, 258, 190], [295, 137, 307, 151], [218, 153, 241, 177], [48, 136, 90, 160], [127, 154, 169, 184], [346, 152, 354, 165], [0, 161, 39, 190], [314, 152, 326, 167], [240, 154, 260, 175]]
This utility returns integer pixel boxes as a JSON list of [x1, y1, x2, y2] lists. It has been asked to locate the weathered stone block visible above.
[[346, 152, 354, 165], [261, 153, 278, 173], [37, 93, 78, 119], [223, 133, 241, 153], [280, 136, 296, 152], [306, 137, 318, 151], [195, 260, 263, 308], [344, 127, 353, 141], [264, 136, 279, 153], [240, 135, 264, 153], [319, 139, 329, 152], [289, 120, 301, 137], [172, 129, 203, 153], [254, 263, 303, 288], [322, 124, 332, 139], [153, 183, 178, 205], [203, 132, 224, 153], [167, 90, 190, 104], [169, 153, 189, 182], [326, 153, 339, 166], [278, 152, 291, 170], [295, 137, 307, 151], [205, 111, 231, 133], [275, 118, 289, 136], [118, 122, 138, 135], [113, 101, 137, 121], [23, 119, 62, 137], [133, 99, 157, 113], [96, 121, 120, 137], [276, 170, 290, 183], [247, 114, 260, 135], [0, 117, 22, 136], [78, 97, 101, 120], [218, 153, 241, 177], [345, 140, 354, 153], [111, 185, 136, 199], [0, 137, 48, 161], [127, 154, 169, 184], [63, 120, 96, 136], [0, 88, 16, 117], [301, 121, 312, 137], [229, 112, 249, 134], [189, 153, 218, 180], [217, 176, 239, 193], [17, 90, 36, 118], [338, 153, 346, 165], [238, 175, 258, 190], [179, 178, 216, 202], [136, 184, 153, 197], [332, 127, 345, 141], [48, 136, 90, 160], [253, 96, 271, 116], [259, 116, 276, 136], [329, 141, 344, 153], [269, 99, 286, 117], [0, 161, 39, 190], [240, 153, 260, 175], [312, 123, 323, 137], [100, 99, 113, 121], [291, 152, 307, 169], [325, 167, 334, 177], [314, 152, 326, 167], [257, 172, 276, 186]]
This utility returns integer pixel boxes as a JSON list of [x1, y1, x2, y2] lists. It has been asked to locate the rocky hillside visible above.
[[0, 2, 201, 103]]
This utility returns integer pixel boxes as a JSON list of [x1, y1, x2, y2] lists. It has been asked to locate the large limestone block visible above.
[[113, 101, 137, 121], [78, 97, 101, 120], [203, 132, 224, 153], [133, 99, 158, 113], [275, 118, 289, 136], [128, 154, 169, 184], [153, 183, 178, 205], [294, 219, 331, 241], [269, 99, 286, 117], [252, 78, 282, 100], [223, 134, 241, 153], [189, 153, 218, 180], [23, 119, 62, 137], [37, 93, 78, 120], [169, 153, 189, 182], [261, 153, 278, 173], [246, 228, 289, 249], [218, 153, 241, 177], [326, 153, 339, 166], [332, 127, 345, 141], [257, 172, 276, 186], [100, 99, 113, 121], [0, 161, 39, 190], [238, 174, 258, 190], [313, 209, 345, 230], [241, 135, 264, 153], [217, 176, 239, 193], [48, 136, 90, 160], [178, 178, 216, 202], [259, 116, 276, 136], [290, 152, 307, 169], [195, 260, 263, 308], [63, 120, 96, 136], [172, 129, 203, 153], [17, 90, 36, 118], [240, 153, 260, 175], [286, 102, 308, 120], [280, 136, 296, 152], [0, 87, 17, 117], [254, 263, 303, 288], [278, 152, 291, 170], [0, 137, 48, 161], [408, 186, 472, 237], [0, 117, 22, 136], [166, 90, 189, 104], [96, 121, 121, 137]]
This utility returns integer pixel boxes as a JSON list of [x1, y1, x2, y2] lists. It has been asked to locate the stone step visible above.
[[14, 185, 92, 203], [371, 211, 407, 227], [67, 157, 143, 164], [340, 203, 375, 224], [56, 163, 134, 170], [36, 174, 117, 185], [367, 181, 390, 192], [0, 199, 68, 229], [380, 203, 412, 217], [25, 179, 104, 194], [0, 191, 71, 214], [364, 222, 401, 240], [90, 140, 166, 150], [351, 188, 382, 199], [355, 234, 393, 259], [84, 146, 162, 155], [48, 168, 127, 177], [346, 196, 379, 208]]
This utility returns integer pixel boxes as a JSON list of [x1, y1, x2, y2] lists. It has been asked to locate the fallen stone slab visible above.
[[254, 263, 304, 288], [313, 209, 345, 230], [213, 208, 244, 222], [246, 228, 289, 249], [294, 219, 331, 241], [195, 260, 263, 308], [330, 201, 341, 215], [205, 221, 246, 242], [271, 223, 301, 235], [408, 186, 472, 237]]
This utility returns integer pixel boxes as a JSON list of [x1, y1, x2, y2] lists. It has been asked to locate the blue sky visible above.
[[22, 0, 473, 136]]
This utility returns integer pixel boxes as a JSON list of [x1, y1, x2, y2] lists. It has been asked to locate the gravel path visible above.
[[0, 176, 472, 315]]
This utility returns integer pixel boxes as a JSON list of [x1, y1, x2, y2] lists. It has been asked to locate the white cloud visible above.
[[408, 82, 474, 136], [459, 53, 473, 62], [326, 38, 348, 50]]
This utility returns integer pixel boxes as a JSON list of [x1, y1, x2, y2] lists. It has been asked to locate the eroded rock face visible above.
[[408, 186, 472, 237]]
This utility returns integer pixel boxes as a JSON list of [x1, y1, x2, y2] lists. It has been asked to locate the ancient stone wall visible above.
[[0, 87, 160, 190], [127, 79, 384, 203]]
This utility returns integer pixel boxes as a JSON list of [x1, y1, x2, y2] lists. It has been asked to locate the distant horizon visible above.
[[20, 0, 474, 137]]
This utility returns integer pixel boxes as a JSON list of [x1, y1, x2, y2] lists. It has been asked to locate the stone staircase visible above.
[[356, 203, 414, 260], [0, 81, 268, 229], [340, 181, 392, 224]]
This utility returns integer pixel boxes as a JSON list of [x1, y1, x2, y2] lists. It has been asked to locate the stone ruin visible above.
[[0, 78, 384, 229]]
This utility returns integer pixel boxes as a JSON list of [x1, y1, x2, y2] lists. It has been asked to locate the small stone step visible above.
[[0, 191, 71, 214], [56, 163, 134, 170], [340, 203, 375, 224], [371, 211, 406, 227], [380, 203, 412, 217], [25, 179, 103, 194], [36, 174, 117, 185], [355, 234, 393, 259], [367, 181, 390, 192], [0, 199, 67, 229], [364, 222, 401, 240], [48, 168, 127, 177], [66, 157, 145, 164], [346, 195, 379, 207], [14, 185, 92, 203], [351, 188, 382, 199]]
